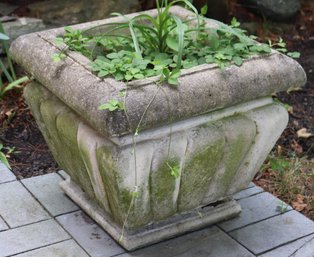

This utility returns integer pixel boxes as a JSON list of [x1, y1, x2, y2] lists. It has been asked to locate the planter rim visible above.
[[10, 6, 306, 137]]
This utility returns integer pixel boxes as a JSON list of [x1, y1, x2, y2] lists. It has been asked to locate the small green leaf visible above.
[[231, 17, 240, 28], [125, 74, 133, 81], [166, 162, 180, 179], [132, 191, 139, 198], [200, 4, 208, 16], [287, 51, 300, 59], [133, 73, 145, 79], [106, 52, 119, 59], [233, 56, 243, 66], [166, 36, 179, 52], [0, 32, 9, 41]]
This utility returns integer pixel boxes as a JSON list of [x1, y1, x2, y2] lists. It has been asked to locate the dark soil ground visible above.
[[0, 1, 313, 216]]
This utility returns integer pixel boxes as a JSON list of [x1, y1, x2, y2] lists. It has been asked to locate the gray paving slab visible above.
[[14, 239, 89, 257], [0, 219, 70, 257], [22, 173, 79, 216], [0, 162, 16, 184], [219, 192, 292, 232], [290, 235, 314, 257], [115, 226, 255, 257], [58, 170, 70, 180], [57, 210, 125, 257], [260, 234, 314, 257], [230, 210, 314, 255], [232, 185, 264, 200], [0, 215, 8, 231], [0, 181, 50, 228]]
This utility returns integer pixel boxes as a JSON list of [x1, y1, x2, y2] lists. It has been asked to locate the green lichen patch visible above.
[[220, 115, 256, 192], [178, 137, 225, 212], [55, 110, 95, 199], [150, 158, 179, 220]]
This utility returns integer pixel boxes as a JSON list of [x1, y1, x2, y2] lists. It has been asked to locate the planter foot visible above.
[[60, 178, 241, 251]]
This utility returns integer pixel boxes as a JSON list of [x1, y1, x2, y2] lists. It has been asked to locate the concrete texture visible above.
[[230, 210, 314, 255], [219, 192, 292, 232], [0, 162, 16, 183], [14, 240, 89, 257], [260, 234, 314, 257], [10, 6, 306, 136], [8, 4, 308, 252], [0, 216, 8, 231], [0, 181, 50, 228], [60, 178, 241, 250], [22, 173, 79, 216], [0, 166, 313, 257], [0, 219, 70, 256], [23, 78, 289, 233], [57, 211, 124, 257]]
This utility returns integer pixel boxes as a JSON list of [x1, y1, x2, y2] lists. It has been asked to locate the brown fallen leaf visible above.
[[292, 194, 307, 211], [297, 128, 313, 138], [291, 139, 303, 154]]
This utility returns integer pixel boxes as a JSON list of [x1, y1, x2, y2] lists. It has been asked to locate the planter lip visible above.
[[10, 6, 306, 137]]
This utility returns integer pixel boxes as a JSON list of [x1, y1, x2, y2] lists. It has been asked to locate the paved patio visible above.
[[0, 162, 313, 257]]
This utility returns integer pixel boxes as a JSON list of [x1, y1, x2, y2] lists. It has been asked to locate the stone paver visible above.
[[14, 239, 89, 257], [0, 171, 313, 257], [219, 192, 292, 232], [0, 216, 8, 231], [260, 234, 314, 257], [116, 226, 255, 257], [57, 210, 125, 257], [58, 170, 70, 180], [230, 210, 314, 255], [232, 185, 264, 200], [0, 219, 70, 257], [0, 162, 16, 184], [291, 235, 314, 257], [0, 181, 50, 228], [22, 173, 79, 216]]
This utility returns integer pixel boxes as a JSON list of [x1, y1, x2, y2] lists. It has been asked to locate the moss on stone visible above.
[[150, 158, 179, 220], [178, 137, 224, 212], [56, 110, 95, 199]]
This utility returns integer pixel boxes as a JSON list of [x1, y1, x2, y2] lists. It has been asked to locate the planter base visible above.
[[60, 178, 241, 251]]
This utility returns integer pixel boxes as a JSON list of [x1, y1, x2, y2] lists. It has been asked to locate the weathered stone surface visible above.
[[10, 6, 306, 137], [21, 173, 79, 216], [14, 240, 89, 257], [0, 216, 8, 231], [0, 181, 50, 227], [9, 5, 306, 250], [2, 18, 46, 42], [178, 124, 224, 211], [60, 178, 241, 251], [203, 115, 256, 203], [57, 211, 125, 257], [115, 226, 255, 257], [241, 0, 301, 21], [0, 3, 17, 16], [260, 234, 314, 257], [227, 104, 289, 194], [291, 236, 314, 257], [232, 185, 264, 200], [27, 0, 140, 26], [0, 220, 70, 256], [230, 210, 314, 255], [219, 192, 292, 232], [23, 79, 289, 232], [0, 162, 16, 184]]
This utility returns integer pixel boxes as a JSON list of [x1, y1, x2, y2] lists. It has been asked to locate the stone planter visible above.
[[10, 6, 306, 250]]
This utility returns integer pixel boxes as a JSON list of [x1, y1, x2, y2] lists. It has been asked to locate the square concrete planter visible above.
[[10, 6, 306, 250]]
